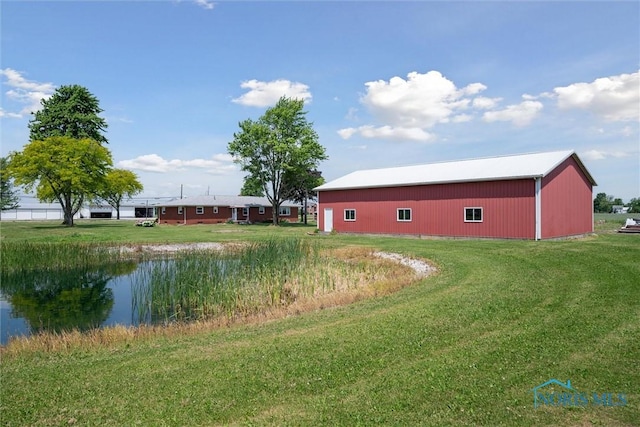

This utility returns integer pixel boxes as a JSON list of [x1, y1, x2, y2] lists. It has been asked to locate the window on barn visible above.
[[344, 209, 356, 221], [161, 207, 166, 215], [213, 206, 219, 214], [259, 207, 265, 214], [196, 206, 204, 215], [279, 206, 291, 216], [178, 207, 183, 215], [464, 207, 483, 222], [397, 208, 412, 222], [242, 207, 249, 217]]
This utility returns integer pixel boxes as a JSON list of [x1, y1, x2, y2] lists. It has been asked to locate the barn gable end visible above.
[[541, 156, 595, 239]]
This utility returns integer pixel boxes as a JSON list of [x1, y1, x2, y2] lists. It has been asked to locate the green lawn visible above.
[[1, 220, 639, 426]]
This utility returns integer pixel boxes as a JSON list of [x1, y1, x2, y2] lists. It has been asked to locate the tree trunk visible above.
[[303, 196, 308, 225], [63, 208, 74, 226], [61, 193, 74, 226]]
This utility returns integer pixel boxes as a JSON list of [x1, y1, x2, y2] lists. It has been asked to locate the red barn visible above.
[[315, 150, 596, 240], [156, 195, 299, 225]]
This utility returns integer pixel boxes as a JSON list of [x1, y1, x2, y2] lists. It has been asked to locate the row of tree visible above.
[[1, 85, 327, 227], [593, 193, 640, 213], [1, 85, 143, 225]]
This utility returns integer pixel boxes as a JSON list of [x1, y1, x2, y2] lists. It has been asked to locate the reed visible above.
[[0, 241, 132, 273], [131, 238, 413, 325]]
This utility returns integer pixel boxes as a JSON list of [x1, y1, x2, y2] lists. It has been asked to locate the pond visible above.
[[0, 239, 404, 346], [0, 260, 163, 345]]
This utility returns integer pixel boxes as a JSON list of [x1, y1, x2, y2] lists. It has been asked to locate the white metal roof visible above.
[[315, 150, 596, 191], [154, 195, 299, 208]]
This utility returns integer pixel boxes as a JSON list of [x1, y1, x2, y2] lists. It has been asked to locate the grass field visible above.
[[1, 218, 639, 426]]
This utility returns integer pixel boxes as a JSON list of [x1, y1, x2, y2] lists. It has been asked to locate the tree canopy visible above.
[[8, 136, 112, 226], [239, 174, 265, 197], [97, 169, 144, 220], [593, 192, 615, 213], [1, 156, 20, 211], [282, 169, 324, 224], [228, 97, 327, 225], [29, 85, 108, 144]]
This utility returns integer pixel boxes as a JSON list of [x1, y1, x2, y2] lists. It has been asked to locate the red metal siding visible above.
[[541, 157, 593, 238], [319, 180, 536, 239]]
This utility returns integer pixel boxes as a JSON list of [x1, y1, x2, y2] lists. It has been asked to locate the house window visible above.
[[397, 208, 411, 222], [161, 207, 166, 215], [242, 207, 249, 217], [177, 207, 183, 215], [259, 207, 265, 215], [196, 206, 204, 215], [465, 207, 483, 222], [279, 206, 291, 216], [344, 209, 356, 221], [213, 206, 218, 214]]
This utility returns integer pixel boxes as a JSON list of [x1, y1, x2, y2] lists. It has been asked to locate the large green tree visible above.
[[593, 192, 614, 213], [97, 169, 144, 220], [0, 156, 20, 211], [7, 136, 112, 226], [228, 97, 327, 225], [283, 169, 324, 224], [29, 85, 108, 144], [629, 197, 640, 213]]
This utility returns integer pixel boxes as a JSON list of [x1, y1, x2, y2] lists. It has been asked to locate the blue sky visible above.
[[1, 1, 639, 202]]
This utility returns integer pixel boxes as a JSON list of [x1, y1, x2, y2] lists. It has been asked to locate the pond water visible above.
[[0, 260, 164, 345]]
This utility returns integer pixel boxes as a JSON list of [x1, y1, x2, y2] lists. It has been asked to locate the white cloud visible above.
[[553, 71, 639, 122], [338, 125, 434, 142], [581, 149, 630, 161], [361, 71, 485, 128], [451, 114, 473, 123], [0, 68, 55, 117], [482, 100, 543, 127], [232, 79, 312, 107], [0, 108, 22, 119], [194, 0, 215, 10], [117, 153, 237, 174], [463, 82, 487, 96], [341, 69, 640, 144], [472, 96, 502, 109], [582, 150, 606, 160], [341, 70, 496, 142], [337, 128, 358, 139]]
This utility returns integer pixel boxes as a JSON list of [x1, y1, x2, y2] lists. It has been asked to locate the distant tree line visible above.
[[594, 192, 640, 213]]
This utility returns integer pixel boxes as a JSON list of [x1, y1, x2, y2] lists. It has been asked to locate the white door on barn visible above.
[[323, 208, 333, 232]]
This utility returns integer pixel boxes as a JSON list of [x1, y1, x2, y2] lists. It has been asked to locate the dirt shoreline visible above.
[[119, 243, 436, 277]]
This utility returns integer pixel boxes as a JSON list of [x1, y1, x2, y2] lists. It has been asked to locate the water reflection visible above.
[[0, 262, 137, 338]]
